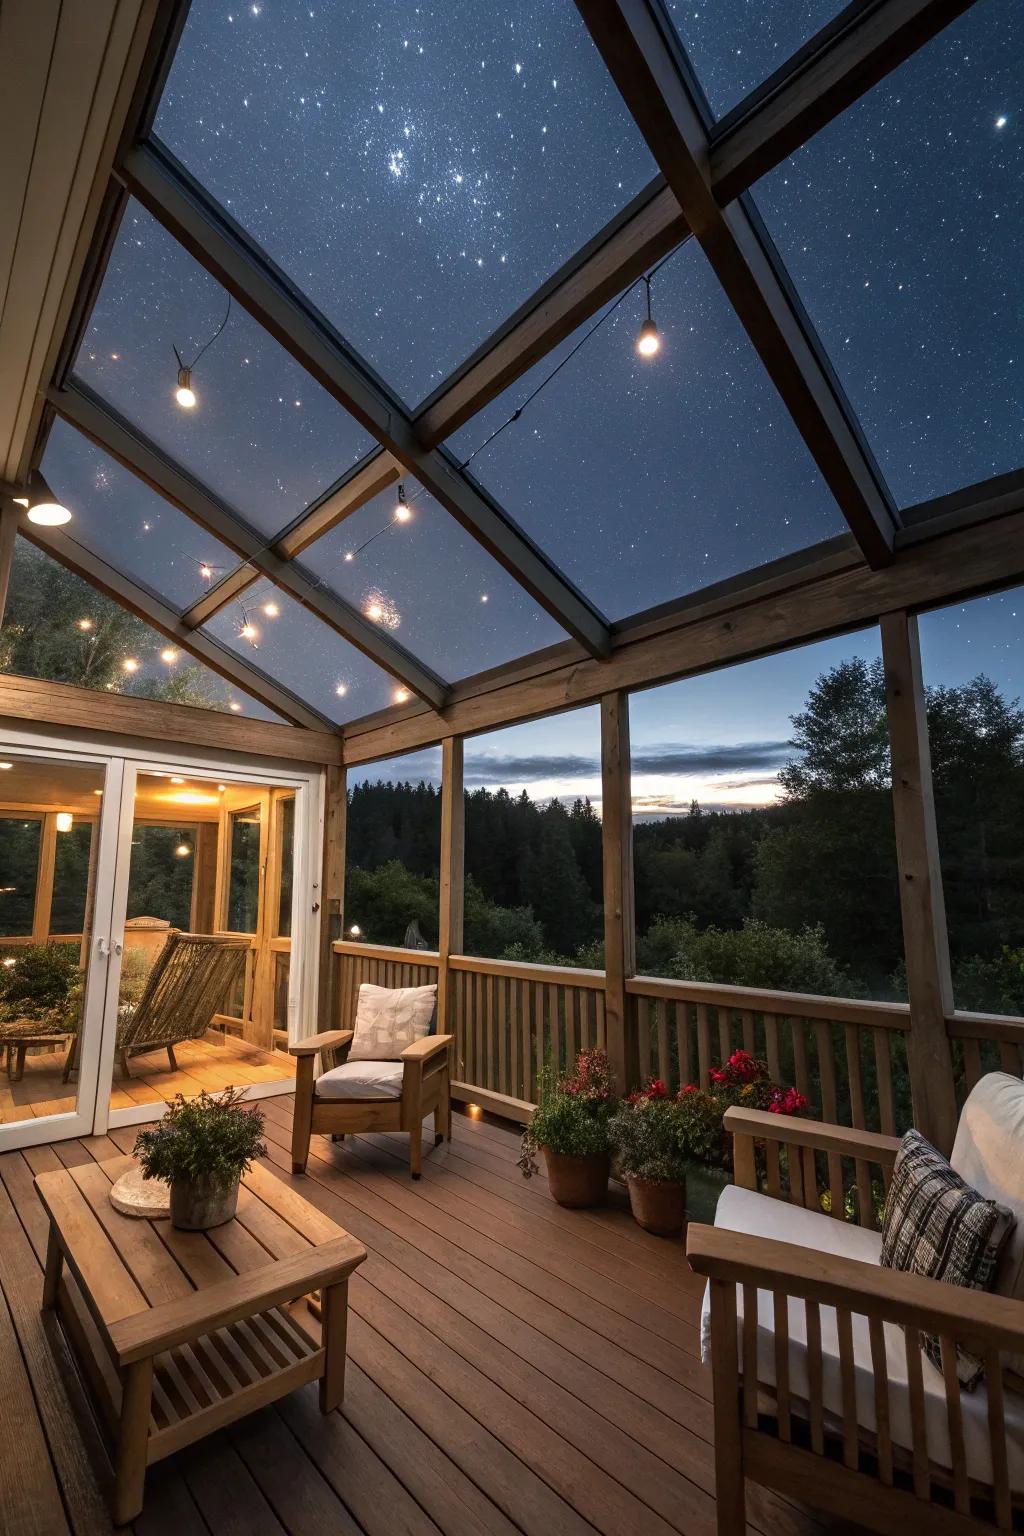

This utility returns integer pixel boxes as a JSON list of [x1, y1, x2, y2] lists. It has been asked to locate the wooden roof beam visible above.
[[48, 383, 449, 711], [414, 0, 977, 455], [117, 142, 612, 661], [576, 0, 898, 569]]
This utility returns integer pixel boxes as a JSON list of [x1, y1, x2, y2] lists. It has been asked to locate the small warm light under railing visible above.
[[466, 1103, 483, 1121]]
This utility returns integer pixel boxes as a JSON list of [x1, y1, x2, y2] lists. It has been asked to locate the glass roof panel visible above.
[[1, 537, 281, 721], [72, 201, 375, 535], [753, 0, 1022, 509], [202, 588, 396, 724], [42, 420, 239, 611], [449, 241, 845, 619], [294, 481, 566, 679], [666, 0, 845, 120], [153, 0, 656, 408]]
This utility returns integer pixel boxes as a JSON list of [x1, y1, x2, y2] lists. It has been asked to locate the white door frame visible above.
[[0, 745, 128, 1150], [0, 722, 325, 1142]]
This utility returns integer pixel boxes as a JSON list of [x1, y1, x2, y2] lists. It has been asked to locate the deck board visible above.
[[0, 1097, 850, 1536]]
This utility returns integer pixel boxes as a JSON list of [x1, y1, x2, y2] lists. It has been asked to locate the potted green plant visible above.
[[609, 1081, 695, 1236], [133, 1086, 267, 1231], [518, 1048, 615, 1207]]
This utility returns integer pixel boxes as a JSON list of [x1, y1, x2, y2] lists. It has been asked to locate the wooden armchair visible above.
[[688, 1094, 1024, 1535], [289, 1027, 453, 1179]]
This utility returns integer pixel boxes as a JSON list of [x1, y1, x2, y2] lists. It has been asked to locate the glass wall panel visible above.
[[918, 589, 1024, 1017], [0, 818, 40, 937], [73, 200, 374, 533], [202, 586, 396, 723], [461, 709, 603, 962], [755, 0, 1022, 507], [276, 795, 295, 939], [154, 0, 656, 405], [127, 826, 196, 931], [1, 537, 281, 721], [227, 808, 261, 933], [450, 242, 844, 618], [296, 480, 566, 680], [51, 823, 95, 935], [345, 748, 442, 949], [667, 0, 845, 119], [42, 420, 241, 611], [629, 630, 903, 1002]]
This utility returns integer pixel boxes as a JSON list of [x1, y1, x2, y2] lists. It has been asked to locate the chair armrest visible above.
[[400, 1033, 453, 1064], [686, 1222, 1024, 1350], [289, 1029, 353, 1059], [724, 1105, 901, 1167]]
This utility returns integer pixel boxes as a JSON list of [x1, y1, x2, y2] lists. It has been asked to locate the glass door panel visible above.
[[0, 750, 123, 1148]]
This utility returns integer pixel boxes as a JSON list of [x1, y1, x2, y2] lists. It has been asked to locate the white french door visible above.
[[0, 726, 324, 1149]]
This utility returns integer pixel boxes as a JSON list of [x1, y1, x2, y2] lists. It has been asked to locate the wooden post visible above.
[[190, 823, 218, 932], [601, 692, 638, 1095], [880, 611, 959, 1153], [0, 506, 16, 626], [437, 737, 465, 1036], [32, 812, 58, 944], [317, 766, 346, 1031]]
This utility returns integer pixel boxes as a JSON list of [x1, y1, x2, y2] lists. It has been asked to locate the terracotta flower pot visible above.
[[170, 1171, 240, 1231], [627, 1174, 686, 1236], [543, 1147, 610, 1208]]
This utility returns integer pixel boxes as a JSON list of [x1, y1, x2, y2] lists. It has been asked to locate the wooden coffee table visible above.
[[35, 1156, 366, 1523]]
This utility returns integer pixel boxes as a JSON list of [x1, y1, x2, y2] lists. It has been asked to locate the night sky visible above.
[[22, 0, 1024, 793]]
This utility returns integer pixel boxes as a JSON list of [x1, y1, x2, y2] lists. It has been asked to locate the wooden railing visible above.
[[331, 943, 1024, 1149], [628, 976, 913, 1137]]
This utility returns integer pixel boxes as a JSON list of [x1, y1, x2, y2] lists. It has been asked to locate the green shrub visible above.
[[0, 942, 80, 1024], [519, 1049, 615, 1174], [134, 1087, 266, 1185]]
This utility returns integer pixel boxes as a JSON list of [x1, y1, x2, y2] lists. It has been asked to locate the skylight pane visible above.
[[202, 589, 395, 723], [42, 420, 239, 611], [154, 0, 656, 407], [666, 1, 845, 119], [450, 241, 845, 620], [72, 201, 375, 535], [753, 0, 1022, 508], [295, 481, 566, 680], [1, 537, 280, 721]]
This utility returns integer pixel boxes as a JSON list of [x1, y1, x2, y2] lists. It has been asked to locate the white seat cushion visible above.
[[701, 1184, 1024, 1490], [348, 982, 436, 1061], [316, 1060, 404, 1100]]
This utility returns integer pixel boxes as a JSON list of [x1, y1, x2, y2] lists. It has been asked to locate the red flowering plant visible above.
[[660, 1049, 812, 1173], [518, 1048, 617, 1179]]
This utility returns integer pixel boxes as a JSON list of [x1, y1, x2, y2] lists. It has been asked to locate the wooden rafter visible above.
[[9, 503, 335, 731], [340, 484, 1024, 762], [415, 0, 978, 454], [575, 0, 897, 568], [48, 383, 449, 711], [117, 141, 613, 660]]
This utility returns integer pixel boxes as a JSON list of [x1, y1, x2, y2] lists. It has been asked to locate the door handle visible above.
[[96, 937, 124, 958]]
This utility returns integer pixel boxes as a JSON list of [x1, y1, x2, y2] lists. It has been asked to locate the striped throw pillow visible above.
[[881, 1130, 1016, 1389]]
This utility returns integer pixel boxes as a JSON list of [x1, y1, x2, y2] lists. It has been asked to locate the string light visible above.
[[199, 564, 213, 581], [218, 784, 226, 792], [394, 483, 412, 522], [335, 682, 348, 697], [393, 686, 411, 704], [348, 924, 362, 937], [77, 618, 94, 632], [121, 657, 139, 674], [170, 776, 185, 785], [239, 621, 259, 642], [229, 701, 242, 712], [636, 274, 660, 358], [175, 843, 192, 858], [262, 601, 280, 618], [172, 294, 232, 411], [160, 647, 179, 664], [480, 593, 489, 604]]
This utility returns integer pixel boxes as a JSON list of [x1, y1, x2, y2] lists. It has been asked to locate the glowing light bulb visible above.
[[175, 365, 196, 409], [2, 957, 16, 969], [229, 701, 242, 712], [239, 622, 258, 642], [480, 593, 489, 603], [335, 682, 348, 697], [0, 763, 11, 770], [27, 500, 72, 526], [394, 503, 412, 523], [175, 843, 192, 858], [366, 601, 383, 622], [344, 551, 354, 562], [121, 657, 139, 674], [77, 618, 94, 632], [636, 318, 660, 357], [393, 686, 411, 704], [349, 924, 361, 937], [170, 776, 185, 785], [217, 784, 226, 792], [160, 647, 179, 664], [200, 564, 213, 581], [55, 812, 73, 833], [262, 601, 280, 617]]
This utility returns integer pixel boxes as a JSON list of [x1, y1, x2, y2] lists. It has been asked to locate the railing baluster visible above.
[[677, 1003, 693, 1089], [835, 1306, 858, 1469], [815, 1020, 844, 1218], [939, 1336, 969, 1514], [764, 1013, 781, 1083], [657, 1001, 670, 1086], [548, 984, 560, 1074], [741, 1008, 755, 1055], [874, 1028, 896, 1139], [985, 1347, 1012, 1530], [805, 1300, 824, 1455], [869, 1316, 893, 1486], [772, 1291, 791, 1443], [717, 1006, 731, 1065], [638, 998, 651, 1081], [742, 1284, 759, 1429], [904, 1323, 930, 1500]]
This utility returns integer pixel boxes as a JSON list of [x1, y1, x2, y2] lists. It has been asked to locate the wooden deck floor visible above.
[[0, 1033, 294, 1124], [0, 1099, 850, 1536]]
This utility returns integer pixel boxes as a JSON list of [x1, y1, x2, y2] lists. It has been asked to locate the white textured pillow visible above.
[[348, 982, 436, 1061]]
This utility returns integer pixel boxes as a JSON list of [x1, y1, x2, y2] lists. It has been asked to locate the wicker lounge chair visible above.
[[63, 931, 250, 1081]]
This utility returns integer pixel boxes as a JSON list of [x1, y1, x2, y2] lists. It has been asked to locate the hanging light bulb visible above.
[[175, 842, 192, 859], [394, 483, 412, 523], [121, 657, 139, 674], [335, 682, 348, 697], [199, 563, 213, 581], [160, 647, 179, 664], [393, 686, 411, 704], [175, 365, 197, 409], [262, 600, 280, 618], [239, 621, 259, 643], [636, 274, 660, 358], [77, 617, 94, 632], [229, 701, 242, 712]]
